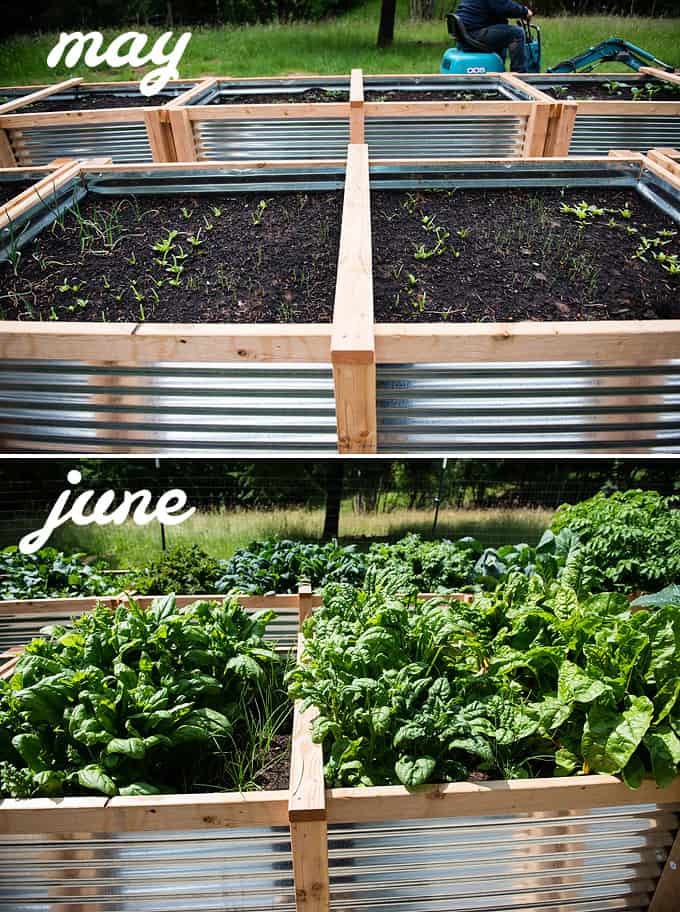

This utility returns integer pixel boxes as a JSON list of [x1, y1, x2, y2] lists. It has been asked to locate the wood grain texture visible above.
[[374, 321, 680, 365], [289, 634, 326, 823], [0, 322, 333, 363], [0, 78, 83, 115], [290, 820, 330, 912], [326, 776, 680, 825]]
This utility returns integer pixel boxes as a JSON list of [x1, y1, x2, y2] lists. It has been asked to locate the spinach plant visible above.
[[0, 547, 117, 600], [0, 595, 289, 798]]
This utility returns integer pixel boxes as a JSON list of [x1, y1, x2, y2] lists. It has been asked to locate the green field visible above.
[[1, 4, 677, 86], [43, 505, 554, 569]]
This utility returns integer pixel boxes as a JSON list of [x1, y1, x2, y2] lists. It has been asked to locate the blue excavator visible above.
[[441, 14, 674, 75]]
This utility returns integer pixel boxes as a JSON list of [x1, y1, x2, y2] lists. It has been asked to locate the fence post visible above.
[[648, 827, 680, 912], [168, 108, 198, 162], [543, 102, 576, 156], [0, 129, 16, 167], [331, 143, 377, 454], [290, 581, 329, 912]]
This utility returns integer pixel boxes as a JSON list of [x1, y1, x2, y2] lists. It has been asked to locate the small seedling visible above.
[[251, 199, 268, 226], [211, 206, 222, 218], [188, 229, 205, 250], [180, 206, 193, 220]]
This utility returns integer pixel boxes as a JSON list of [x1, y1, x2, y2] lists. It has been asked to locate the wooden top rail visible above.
[[183, 102, 349, 120], [163, 77, 218, 111], [78, 157, 347, 173], [373, 320, 680, 365], [0, 592, 307, 616], [639, 67, 680, 87], [0, 322, 333, 363], [0, 158, 82, 231], [0, 790, 290, 835], [364, 100, 535, 117], [499, 72, 555, 105], [350, 68, 363, 106], [0, 77, 83, 115], [325, 775, 680, 825]]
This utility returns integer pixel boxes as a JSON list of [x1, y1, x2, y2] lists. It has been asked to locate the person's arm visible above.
[[487, 0, 531, 18]]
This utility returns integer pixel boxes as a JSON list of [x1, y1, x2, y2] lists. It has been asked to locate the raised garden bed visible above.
[[0, 77, 208, 166], [175, 74, 356, 161], [359, 73, 554, 160], [339, 147, 680, 454], [0, 156, 366, 454], [517, 69, 680, 156], [284, 587, 680, 912], [0, 589, 309, 912]]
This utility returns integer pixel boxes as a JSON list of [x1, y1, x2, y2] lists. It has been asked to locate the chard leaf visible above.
[[644, 727, 680, 788], [554, 747, 579, 775], [582, 695, 654, 774], [395, 755, 437, 787], [632, 586, 680, 609], [622, 753, 645, 789], [558, 661, 610, 704]]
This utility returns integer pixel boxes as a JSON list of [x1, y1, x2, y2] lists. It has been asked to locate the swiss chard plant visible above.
[[124, 544, 224, 595], [289, 561, 680, 790], [0, 595, 290, 798]]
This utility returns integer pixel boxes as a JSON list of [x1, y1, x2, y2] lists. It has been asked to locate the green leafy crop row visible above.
[[0, 547, 118, 600], [0, 596, 290, 799], [289, 560, 680, 791]]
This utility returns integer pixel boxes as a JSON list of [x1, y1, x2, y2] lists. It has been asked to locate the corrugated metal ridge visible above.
[[327, 805, 678, 912]]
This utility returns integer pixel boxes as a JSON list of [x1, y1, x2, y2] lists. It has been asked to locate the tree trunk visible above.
[[377, 0, 397, 48], [321, 462, 344, 541]]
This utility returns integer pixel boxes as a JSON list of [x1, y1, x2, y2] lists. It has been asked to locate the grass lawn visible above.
[[0, 3, 677, 86], [39, 504, 554, 569]]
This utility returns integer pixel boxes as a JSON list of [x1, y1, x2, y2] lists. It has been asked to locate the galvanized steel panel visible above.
[[0, 826, 295, 911], [10, 122, 153, 166], [0, 604, 300, 652], [570, 115, 680, 155], [365, 116, 526, 159], [194, 119, 350, 161], [0, 361, 337, 454], [328, 804, 678, 911], [376, 362, 680, 454]]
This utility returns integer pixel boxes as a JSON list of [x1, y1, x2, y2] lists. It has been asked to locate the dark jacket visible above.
[[456, 0, 529, 31]]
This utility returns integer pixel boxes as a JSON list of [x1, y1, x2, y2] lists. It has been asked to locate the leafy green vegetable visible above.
[[216, 538, 366, 594], [552, 490, 680, 594], [289, 566, 680, 790], [0, 547, 117, 600], [0, 595, 290, 798], [124, 545, 223, 595]]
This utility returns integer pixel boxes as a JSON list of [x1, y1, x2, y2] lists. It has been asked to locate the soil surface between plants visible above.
[[209, 88, 348, 105], [540, 79, 680, 101], [372, 187, 680, 322], [16, 92, 175, 113], [364, 89, 505, 102], [255, 734, 291, 791], [0, 191, 341, 323], [0, 181, 32, 208]]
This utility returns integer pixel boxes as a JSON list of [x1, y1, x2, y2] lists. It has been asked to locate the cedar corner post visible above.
[[331, 143, 377, 454], [288, 582, 330, 912], [349, 69, 364, 144]]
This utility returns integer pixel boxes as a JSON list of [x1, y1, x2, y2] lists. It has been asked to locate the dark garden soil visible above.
[[364, 89, 505, 102], [372, 187, 680, 323], [0, 191, 342, 323], [541, 78, 680, 102], [255, 734, 291, 791], [0, 181, 32, 208], [208, 88, 349, 105], [18, 92, 174, 113]]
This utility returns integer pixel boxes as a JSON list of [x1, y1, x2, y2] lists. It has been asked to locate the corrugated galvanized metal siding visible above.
[[9, 122, 153, 166], [376, 362, 680, 453], [0, 605, 299, 652], [328, 805, 678, 911], [0, 826, 295, 912], [570, 115, 680, 155], [0, 361, 337, 454], [365, 116, 526, 159], [194, 119, 350, 161]]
